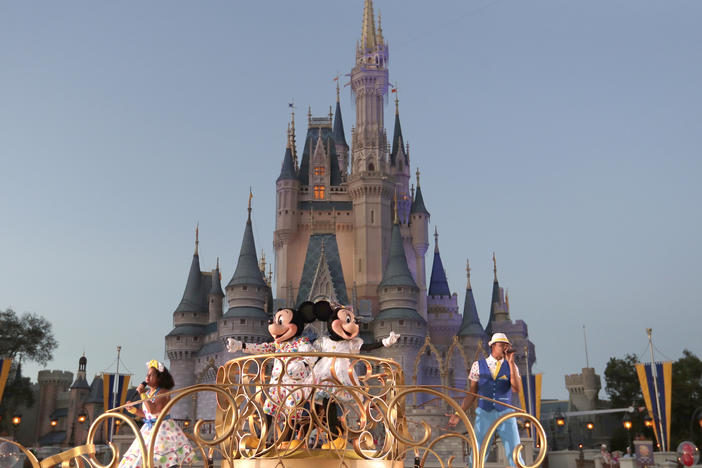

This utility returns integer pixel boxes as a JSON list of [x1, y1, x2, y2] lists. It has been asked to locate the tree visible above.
[[604, 350, 702, 449], [671, 350, 702, 447], [0, 308, 58, 434], [604, 354, 644, 409], [0, 308, 58, 366]]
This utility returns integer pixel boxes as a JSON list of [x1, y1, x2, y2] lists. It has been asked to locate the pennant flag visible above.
[[391, 88, 397, 93], [518, 373, 542, 444], [102, 373, 131, 439], [0, 358, 12, 405], [333, 76, 339, 81], [636, 362, 672, 451]]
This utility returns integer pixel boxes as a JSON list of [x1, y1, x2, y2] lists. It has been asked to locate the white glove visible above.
[[382, 331, 400, 347], [226, 338, 242, 353]]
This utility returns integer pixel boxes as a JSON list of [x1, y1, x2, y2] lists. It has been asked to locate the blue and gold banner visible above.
[[0, 358, 12, 404], [518, 373, 542, 443], [102, 373, 131, 439], [636, 362, 672, 451]]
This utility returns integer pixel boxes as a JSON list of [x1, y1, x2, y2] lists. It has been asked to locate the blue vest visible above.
[[477, 358, 512, 411]]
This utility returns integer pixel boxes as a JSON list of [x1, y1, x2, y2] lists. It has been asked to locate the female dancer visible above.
[[119, 360, 198, 468]]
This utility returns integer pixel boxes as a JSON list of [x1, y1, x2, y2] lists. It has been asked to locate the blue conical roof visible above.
[[333, 101, 348, 149], [485, 279, 501, 336], [390, 112, 406, 166], [458, 286, 484, 336], [209, 265, 224, 297], [175, 253, 203, 313], [410, 185, 429, 215], [227, 211, 266, 288], [379, 222, 417, 288], [277, 146, 296, 182], [428, 238, 450, 296]]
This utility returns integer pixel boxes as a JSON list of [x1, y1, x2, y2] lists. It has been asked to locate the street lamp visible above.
[[690, 407, 702, 439], [50, 417, 58, 428], [644, 415, 654, 428], [586, 422, 594, 431], [77, 412, 87, 424], [11, 414, 21, 427], [622, 414, 633, 456]]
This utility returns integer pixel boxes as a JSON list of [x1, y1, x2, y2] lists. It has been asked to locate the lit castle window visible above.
[[314, 185, 325, 199]]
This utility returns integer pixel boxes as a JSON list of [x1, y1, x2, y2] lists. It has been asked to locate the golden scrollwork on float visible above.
[[0, 353, 547, 468]]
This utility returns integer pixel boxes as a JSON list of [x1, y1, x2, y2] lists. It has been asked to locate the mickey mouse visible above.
[[311, 300, 399, 449], [227, 302, 317, 419]]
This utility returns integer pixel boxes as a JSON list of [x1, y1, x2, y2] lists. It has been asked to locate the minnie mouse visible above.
[[311, 300, 399, 449], [226, 302, 317, 420]]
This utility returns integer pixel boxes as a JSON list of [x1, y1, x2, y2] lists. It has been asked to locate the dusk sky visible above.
[[2, 0, 701, 400]]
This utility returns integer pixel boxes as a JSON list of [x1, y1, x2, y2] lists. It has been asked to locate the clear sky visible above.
[[1, 1, 701, 400]]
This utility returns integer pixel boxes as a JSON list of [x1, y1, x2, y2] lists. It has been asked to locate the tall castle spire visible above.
[[361, 0, 378, 50]]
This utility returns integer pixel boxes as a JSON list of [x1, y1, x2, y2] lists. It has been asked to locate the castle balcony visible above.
[[0, 353, 547, 468]]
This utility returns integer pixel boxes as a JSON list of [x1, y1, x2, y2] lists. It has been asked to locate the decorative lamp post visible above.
[[623, 414, 633, 455], [644, 415, 654, 428], [50, 417, 58, 428], [690, 407, 702, 439], [11, 414, 21, 427], [77, 412, 87, 424]]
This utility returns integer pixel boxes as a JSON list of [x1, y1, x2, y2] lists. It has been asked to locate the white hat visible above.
[[488, 333, 511, 346]]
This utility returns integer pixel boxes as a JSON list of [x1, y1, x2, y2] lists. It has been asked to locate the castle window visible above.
[[240, 319, 246, 325], [176, 336, 180, 341], [358, 258, 362, 272], [368, 163, 375, 171], [399, 320, 404, 325], [371, 210, 374, 224], [314, 166, 325, 176], [314, 185, 325, 199], [242, 286, 248, 291], [194, 336, 198, 341]]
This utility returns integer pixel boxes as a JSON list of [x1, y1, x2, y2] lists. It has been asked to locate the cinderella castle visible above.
[[165, 0, 536, 422]]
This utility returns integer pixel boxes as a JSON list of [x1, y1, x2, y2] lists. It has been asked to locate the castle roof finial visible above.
[[394, 85, 399, 115], [216, 256, 220, 271], [289, 102, 298, 168], [361, 0, 377, 50], [411, 183, 415, 200], [286, 123, 291, 149], [493, 252, 498, 282], [416, 168, 421, 187], [377, 11, 384, 45], [505, 289, 510, 311], [329, 105, 333, 122], [194, 222, 199, 255], [466, 259, 472, 289], [434, 226, 439, 253], [260, 249, 266, 273], [247, 188, 253, 221], [393, 188, 399, 224], [308, 105, 312, 125]]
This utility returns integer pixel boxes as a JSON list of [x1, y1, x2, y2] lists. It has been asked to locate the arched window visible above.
[[314, 185, 325, 199], [368, 163, 375, 172]]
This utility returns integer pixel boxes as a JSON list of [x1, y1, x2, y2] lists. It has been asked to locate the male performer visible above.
[[448, 333, 522, 466]]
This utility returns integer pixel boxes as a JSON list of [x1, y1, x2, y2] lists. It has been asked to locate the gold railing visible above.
[[0, 353, 547, 468]]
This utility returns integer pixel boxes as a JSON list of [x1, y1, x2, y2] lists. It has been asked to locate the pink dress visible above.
[[118, 389, 199, 468]]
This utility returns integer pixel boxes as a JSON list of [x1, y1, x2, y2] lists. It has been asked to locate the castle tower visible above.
[[66, 355, 90, 446], [426, 228, 460, 347], [348, 0, 395, 310], [166, 228, 210, 419], [390, 95, 411, 224], [274, 125, 300, 304], [332, 81, 349, 179], [35, 369, 72, 445], [208, 258, 224, 323], [372, 208, 426, 376], [485, 253, 507, 336], [221, 199, 271, 344], [409, 170, 430, 319], [458, 260, 488, 363]]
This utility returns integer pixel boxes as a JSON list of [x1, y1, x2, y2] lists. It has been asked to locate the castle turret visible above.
[[166, 227, 210, 419], [222, 197, 271, 344], [67, 355, 90, 446], [485, 253, 509, 336], [275, 125, 301, 302], [426, 228, 460, 347], [458, 260, 488, 360], [332, 81, 349, 179], [390, 95, 411, 224], [409, 169, 430, 319], [208, 258, 224, 324], [373, 209, 426, 372]]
